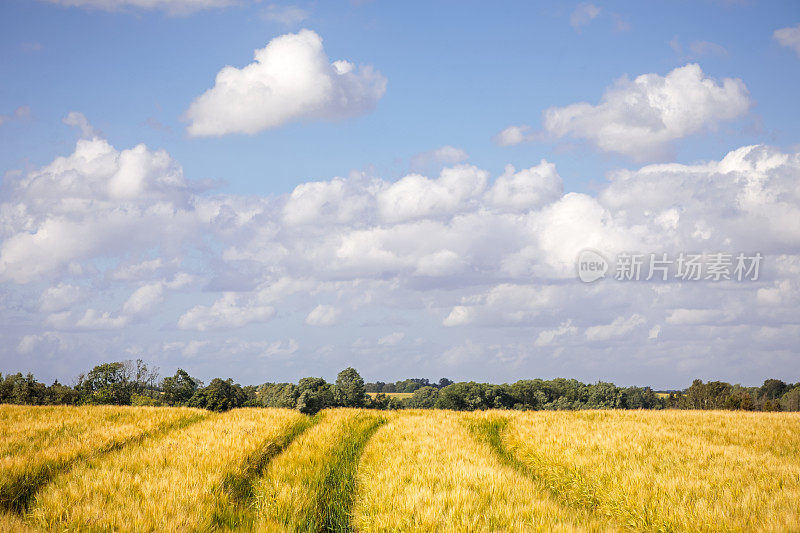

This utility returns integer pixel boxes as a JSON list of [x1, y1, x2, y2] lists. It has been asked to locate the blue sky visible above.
[[1, 0, 799, 388], [3, 1, 798, 194]]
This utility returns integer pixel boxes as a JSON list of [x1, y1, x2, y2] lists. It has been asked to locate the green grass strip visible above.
[[208, 414, 318, 531], [314, 415, 386, 533], [263, 412, 387, 533]]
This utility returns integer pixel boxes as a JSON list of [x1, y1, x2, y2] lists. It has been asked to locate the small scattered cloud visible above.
[[535, 320, 578, 347], [305, 304, 340, 326], [40, 283, 83, 313], [111, 259, 165, 281], [63, 111, 99, 138], [670, 37, 728, 59], [121, 282, 165, 316], [0, 106, 31, 127], [261, 4, 308, 25], [75, 309, 130, 330], [39, 0, 236, 16], [665, 308, 728, 325], [163, 340, 209, 358], [610, 13, 630, 32], [493, 124, 534, 146], [143, 116, 172, 133], [19, 42, 44, 52], [585, 314, 645, 341], [443, 305, 476, 327], [260, 339, 299, 357], [178, 294, 275, 331], [690, 40, 728, 57], [377, 332, 405, 346], [774, 24, 800, 57], [570, 3, 600, 31], [17, 335, 40, 354], [410, 145, 468, 171]]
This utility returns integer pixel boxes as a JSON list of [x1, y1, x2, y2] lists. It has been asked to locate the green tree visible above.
[[407, 386, 438, 408], [510, 380, 547, 410], [587, 382, 622, 409], [365, 381, 384, 393], [295, 377, 334, 415], [334, 367, 366, 408], [621, 386, 661, 409], [161, 369, 201, 406], [436, 382, 490, 411], [259, 383, 299, 408], [11, 373, 47, 405], [47, 380, 80, 405], [78, 362, 133, 405], [780, 387, 800, 411], [189, 378, 245, 412], [366, 392, 390, 410], [760, 379, 787, 400]]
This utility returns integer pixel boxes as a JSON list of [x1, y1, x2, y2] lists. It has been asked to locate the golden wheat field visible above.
[[2, 405, 799, 532]]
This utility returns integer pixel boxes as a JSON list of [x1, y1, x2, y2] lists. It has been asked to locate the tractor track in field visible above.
[[466, 415, 673, 533], [208, 413, 320, 530], [252, 410, 389, 533]]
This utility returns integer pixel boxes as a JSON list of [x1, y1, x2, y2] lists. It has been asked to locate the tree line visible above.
[[1, 360, 798, 414]]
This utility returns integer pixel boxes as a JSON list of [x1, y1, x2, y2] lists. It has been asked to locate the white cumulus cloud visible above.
[[543, 64, 750, 160], [184, 30, 387, 136]]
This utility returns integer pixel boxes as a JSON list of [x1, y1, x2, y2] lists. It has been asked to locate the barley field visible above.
[[2, 405, 799, 532]]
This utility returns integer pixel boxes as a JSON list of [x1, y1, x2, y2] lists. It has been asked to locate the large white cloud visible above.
[[499, 64, 749, 161], [184, 30, 387, 136], [0, 134, 200, 284], [599, 144, 800, 251]]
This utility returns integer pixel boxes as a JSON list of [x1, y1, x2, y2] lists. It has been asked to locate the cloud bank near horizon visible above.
[[1, 121, 799, 386]]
